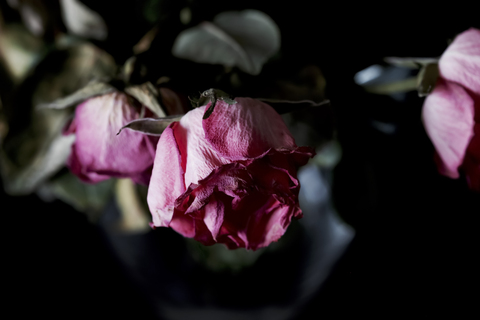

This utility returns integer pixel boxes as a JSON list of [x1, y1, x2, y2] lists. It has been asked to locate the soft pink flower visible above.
[[64, 92, 159, 185], [147, 97, 315, 250], [422, 28, 480, 191]]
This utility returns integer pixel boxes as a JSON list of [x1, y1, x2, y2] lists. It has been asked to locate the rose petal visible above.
[[203, 97, 297, 160], [169, 210, 195, 238], [67, 92, 158, 184], [147, 123, 186, 227], [203, 193, 226, 240], [439, 28, 480, 94], [175, 106, 231, 187], [422, 78, 475, 178]]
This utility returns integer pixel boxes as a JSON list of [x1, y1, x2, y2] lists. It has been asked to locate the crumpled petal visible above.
[[203, 97, 297, 160], [66, 92, 158, 184], [147, 123, 186, 227], [439, 28, 480, 94], [422, 78, 475, 178]]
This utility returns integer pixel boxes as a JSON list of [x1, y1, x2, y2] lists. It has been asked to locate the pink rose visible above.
[[64, 92, 159, 185], [147, 97, 315, 250], [422, 28, 480, 191]]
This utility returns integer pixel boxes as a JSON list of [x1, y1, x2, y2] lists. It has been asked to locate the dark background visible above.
[[2, 2, 479, 318]]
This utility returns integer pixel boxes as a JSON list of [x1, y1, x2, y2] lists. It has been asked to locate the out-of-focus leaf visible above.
[[59, 0, 108, 40], [0, 23, 45, 84], [172, 10, 280, 75], [6, 0, 59, 38], [417, 63, 439, 97], [125, 82, 167, 117], [0, 42, 116, 195], [133, 26, 159, 55], [30, 42, 116, 106], [362, 77, 418, 95], [117, 115, 182, 136], [114, 178, 150, 233], [384, 56, 440, 69], [311, 140, 342, 169], [36, 81, 116, 109], [0, 108, 75, 194], [37, 171, 115, 221]]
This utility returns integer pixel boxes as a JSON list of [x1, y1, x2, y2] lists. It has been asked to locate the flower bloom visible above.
[[64, 92, 159, 185], [422, 28, 480, 191], [147, 97, 315, 250]]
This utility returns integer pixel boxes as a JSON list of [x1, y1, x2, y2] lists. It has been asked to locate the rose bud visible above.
[[147, 97, 315, 250], [64, 92, 159, 185], [422, 28, 480, 191]]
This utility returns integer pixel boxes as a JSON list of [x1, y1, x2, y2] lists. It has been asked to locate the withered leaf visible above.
[[117, 115, 182, 136], [417, 63, 439, 97], [36, 81, 116, 109], [384, 56, 440, 69], [124, 82, 167, 118], [172, 10, 280, 75]]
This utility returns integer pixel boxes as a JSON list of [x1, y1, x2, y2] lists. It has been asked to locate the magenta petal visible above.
[[169, 211, 195, 238], [147, 123, 186, 227], [439, 28, 480, 94], [203, 194, 225, 240], [202, 97, 297, 160], [422, 78, 475, 178], [67, 92, 158, 184]]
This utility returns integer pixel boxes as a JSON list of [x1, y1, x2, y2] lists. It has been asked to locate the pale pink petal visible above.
[[174, 106, 231, 187], [203, 97, 297, 160], [147, 123, 186, 227], [422, 78, 475, 178], [68, 92, 158, 184], [439, 28, 480, 94]]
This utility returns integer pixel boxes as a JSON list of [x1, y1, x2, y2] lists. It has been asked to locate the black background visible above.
[[2, 2, 479, 318]]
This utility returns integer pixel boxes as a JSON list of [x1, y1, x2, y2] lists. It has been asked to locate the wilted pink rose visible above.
[[147, 97, 315, 250], [64, 92, 159, 185], [422, 28, 480, 191]]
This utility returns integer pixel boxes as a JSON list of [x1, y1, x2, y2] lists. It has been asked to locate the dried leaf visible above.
[[124, 82, 167, 117], [417, 63, 439, 97], [0, 109, 75, 194], [59, 0, 108, 40], [172, 10, 280, 75], [36, 81, 116, 109], [384, 56, 440, 69], [117, 115, 182, 136]]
